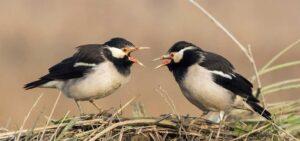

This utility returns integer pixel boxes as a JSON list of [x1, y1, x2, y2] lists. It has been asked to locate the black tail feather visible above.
[[24, 79, 50, 90], [246, 100, 272, 120]]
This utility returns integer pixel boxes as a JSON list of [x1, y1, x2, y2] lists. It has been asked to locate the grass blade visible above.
[[39, 92, 61, 140], [261, 84, 300, 95], [258, 60, 300, 76], [16, 94, 43, 141], [260, 39, 300, 72], [261, 79, 300, 92]]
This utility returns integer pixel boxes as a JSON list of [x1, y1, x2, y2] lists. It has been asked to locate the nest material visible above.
[[0, 113, 275, 141]]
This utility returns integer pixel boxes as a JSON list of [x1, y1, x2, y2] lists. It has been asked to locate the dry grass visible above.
[[0, 99, 299, 141], [0, 1, 299, 140]]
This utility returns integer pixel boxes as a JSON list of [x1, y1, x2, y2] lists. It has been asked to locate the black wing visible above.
[[213, 73, 256, 102], [199, 52, 235, 74], [199, 52, 271, 120], [47, 44, 105, 80], [24, 44, 105, 89], [213, 73, 271, 120], [199, 51, 254, 100]]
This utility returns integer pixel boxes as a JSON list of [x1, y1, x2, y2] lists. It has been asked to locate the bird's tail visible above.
[[24, 79, 50, 90], [246, 100, 272, 120]]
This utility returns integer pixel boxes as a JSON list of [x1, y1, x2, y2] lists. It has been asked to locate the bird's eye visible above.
[[170, 53, 174, 57], [122, 48, 128, 52]]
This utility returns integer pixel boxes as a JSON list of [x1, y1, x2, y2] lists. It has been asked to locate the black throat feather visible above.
[[167, 50, 202, 82], [103, 48, 132, 76]]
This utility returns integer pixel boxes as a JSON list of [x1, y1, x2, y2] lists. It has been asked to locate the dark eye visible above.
[[122, 48, 128, 52], [170, 53, 174, 57]]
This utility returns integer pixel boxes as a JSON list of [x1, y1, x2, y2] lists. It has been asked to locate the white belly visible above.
[[180, 64, 234, 112], [62, 62, 130, 101]]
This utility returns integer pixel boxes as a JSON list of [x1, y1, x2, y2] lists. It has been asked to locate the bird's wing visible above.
[[199, 52, 235, 74], [212, 73, 257, 102], [198, 52, 256, 102], [198, 52, 271, 119], [44, 44, 105, 80]]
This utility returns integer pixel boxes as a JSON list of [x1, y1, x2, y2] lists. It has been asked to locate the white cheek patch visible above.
[[108, 47, 126, 58], [173, 46, 196, 63], [173, 52, 183, 63]]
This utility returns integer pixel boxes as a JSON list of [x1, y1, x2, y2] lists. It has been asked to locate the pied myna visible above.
[[24, 37, 149, 114], [154, 41, 271, 122]]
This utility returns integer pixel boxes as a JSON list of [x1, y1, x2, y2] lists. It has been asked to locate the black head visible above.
[[154, 41, 204, 81], [167, 41, 203, 70], [103, 37, 147, 76], [104, 37, 134, 49], [168, 41, 196, 53]]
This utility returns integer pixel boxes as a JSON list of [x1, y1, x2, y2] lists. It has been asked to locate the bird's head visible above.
[[104, 37, 149, 67], [153, 41, 203, 71]]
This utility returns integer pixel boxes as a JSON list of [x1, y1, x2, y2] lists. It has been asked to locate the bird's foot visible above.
[[96, 109, 112, 117], [80, 112, 85, 116]]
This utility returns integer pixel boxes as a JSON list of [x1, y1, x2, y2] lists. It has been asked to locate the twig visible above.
[[86, 96, 137, 140], [189, 0, 251, 60], [245, 121, 261, 141], [118, 127, 124, 141], [49, 111, 70, 141], [16, 94, 43, 141], [247, 45, 264, 103], [0, 118, 109, 139], [155, 85, 180, 119], [267, 120, 300, 141], [89, 119, 177, 141], [39, 91, 61, 140], [231, 123, 271, 141], [188, 0, 264, 102], [244, 102, 299, 140]]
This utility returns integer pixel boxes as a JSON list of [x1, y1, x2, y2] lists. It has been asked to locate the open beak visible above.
[[153, 54, 172, 69], [126, 46, 150, 67]]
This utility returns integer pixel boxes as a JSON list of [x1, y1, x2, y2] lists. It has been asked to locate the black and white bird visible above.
[[24, 37, 149, 114], [154, 41, 271, 122]]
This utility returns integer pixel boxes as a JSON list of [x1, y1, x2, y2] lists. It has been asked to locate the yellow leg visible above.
[[89, 100, 103, 113], [74, 100, 84, 115]]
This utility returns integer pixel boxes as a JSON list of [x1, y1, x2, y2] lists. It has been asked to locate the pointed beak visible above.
[[127, 46, 150, 67], [127, 46, 151, 53], [153, 54, 172, 69]]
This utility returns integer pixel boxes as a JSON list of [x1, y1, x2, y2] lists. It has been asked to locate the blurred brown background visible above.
[[0, 0, 299, 129]]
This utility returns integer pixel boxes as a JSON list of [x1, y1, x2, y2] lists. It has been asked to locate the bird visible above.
[[24, 37, 149, 114], [154, 41, 271, 122]]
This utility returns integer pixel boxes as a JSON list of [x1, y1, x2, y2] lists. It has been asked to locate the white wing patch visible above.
[[74, 62, 97, 67], [210, 70, 233, 79]]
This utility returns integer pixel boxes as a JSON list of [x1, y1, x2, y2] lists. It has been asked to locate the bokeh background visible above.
[[0, 0, 299, 129]]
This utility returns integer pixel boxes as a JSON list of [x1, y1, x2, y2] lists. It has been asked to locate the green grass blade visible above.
[[259, 60, 300, 76], [261, 79, 300, 92], [261, 84, 300, 95], [55, 118, 78, 141], [260, 39, 300, 72]]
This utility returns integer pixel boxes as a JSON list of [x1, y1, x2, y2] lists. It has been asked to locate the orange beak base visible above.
[[154, 57, 172, 69]]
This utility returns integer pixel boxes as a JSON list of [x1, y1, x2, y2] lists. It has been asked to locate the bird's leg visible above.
[[89, 100, 103, 114], [201, 111, 209, 117], [219, 111, 225, 121], [216, 111, 226, 139], [74, 100, 84, 115]]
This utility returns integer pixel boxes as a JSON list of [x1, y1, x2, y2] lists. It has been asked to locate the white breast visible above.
[[62, 61, 130, 101], [180, 64, 234, 112]]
